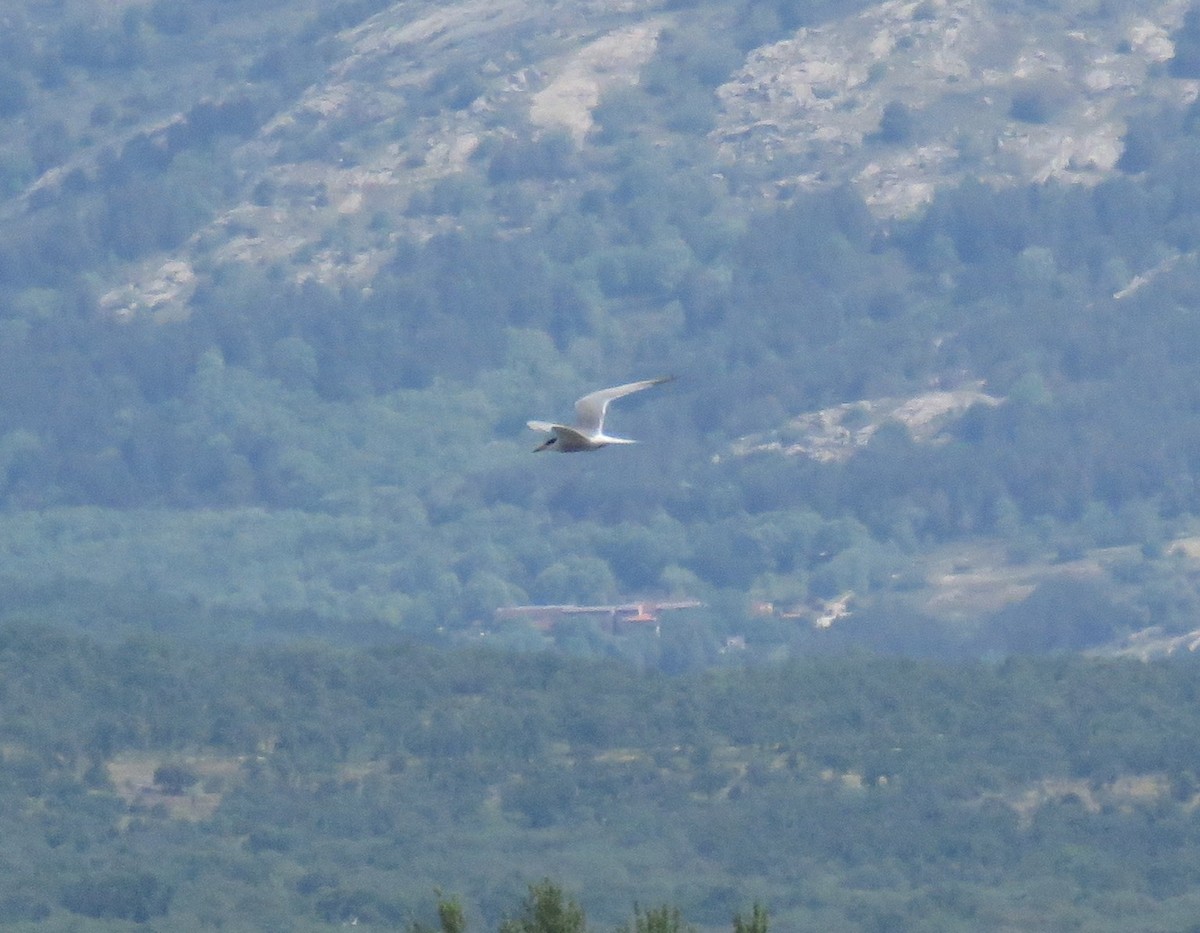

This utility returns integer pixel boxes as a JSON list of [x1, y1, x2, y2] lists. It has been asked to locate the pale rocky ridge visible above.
[[722, 381, 1002, 463], [94, 0, 1198, 319], [713, 0, 1198, 215]]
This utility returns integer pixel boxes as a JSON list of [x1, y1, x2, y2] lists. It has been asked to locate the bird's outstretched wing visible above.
[[573, 376, 675, 434], [526, 420, 559, 433]]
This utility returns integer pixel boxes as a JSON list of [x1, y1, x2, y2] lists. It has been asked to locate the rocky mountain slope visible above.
[[7, 0, 1200, 659], [715, 0, 1197, 214], [13, 0, 1186, 319]]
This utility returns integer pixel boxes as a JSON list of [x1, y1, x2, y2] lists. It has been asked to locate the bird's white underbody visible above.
[[528, 376, 674, 452]]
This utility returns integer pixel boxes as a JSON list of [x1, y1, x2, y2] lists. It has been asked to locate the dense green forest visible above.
[[3, 624, 1200, 930], [2, 0, 1200, 660], [5, 0, 1200, 928]]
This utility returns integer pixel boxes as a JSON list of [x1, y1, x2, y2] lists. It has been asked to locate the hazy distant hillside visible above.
[[716, 0, 1198, 212], [10, 7, 1200, 929], [3, 0, 1192, 315], [6, 0, 1200, 659], [6, 627, 1200, 930]]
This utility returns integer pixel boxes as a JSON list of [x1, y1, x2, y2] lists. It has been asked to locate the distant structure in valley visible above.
[[494, 600, 703, 634]]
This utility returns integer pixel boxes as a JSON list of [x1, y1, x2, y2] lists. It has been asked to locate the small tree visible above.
[[437, 896, 466, 933], [410, 894, 466, 933], [152, 762, 198, 795], [732, 904, 768, 933], [499, 880, 587, 933], [619, 904, 694, 933]]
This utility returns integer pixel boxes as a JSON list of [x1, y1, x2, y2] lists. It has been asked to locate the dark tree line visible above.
[[3, 624, 1200, 928]]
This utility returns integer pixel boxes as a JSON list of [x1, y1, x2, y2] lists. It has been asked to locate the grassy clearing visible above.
[[107, 752, 244, 821]]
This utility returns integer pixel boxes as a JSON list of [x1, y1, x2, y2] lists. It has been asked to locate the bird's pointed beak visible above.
[[533, 438, 554, 452]]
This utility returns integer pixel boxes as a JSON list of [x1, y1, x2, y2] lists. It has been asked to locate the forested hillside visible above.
[[7, 4, 1200, 927], [4, 625, 1200, 930], [4, 0, 1200, 659]]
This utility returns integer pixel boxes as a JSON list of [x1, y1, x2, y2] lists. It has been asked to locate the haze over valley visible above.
[[5, 0, 1200, 927]]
